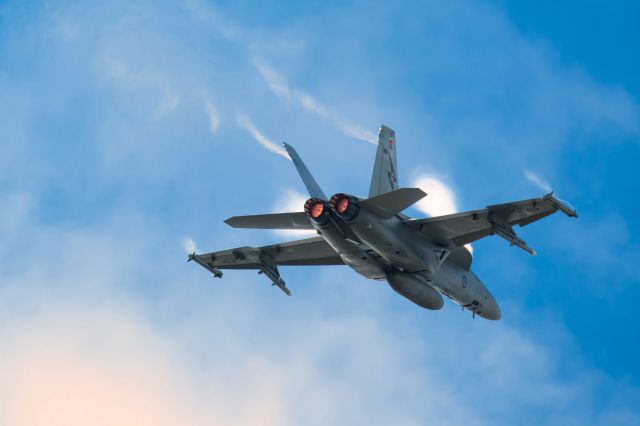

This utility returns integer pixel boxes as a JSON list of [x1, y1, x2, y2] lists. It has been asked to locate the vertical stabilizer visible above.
[[369, 125, 398, 197], [282, 143, 327, 199]]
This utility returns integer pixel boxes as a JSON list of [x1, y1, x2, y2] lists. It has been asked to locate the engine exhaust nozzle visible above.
[[304, 198, 331, 225], [329, 193, 360, 221]]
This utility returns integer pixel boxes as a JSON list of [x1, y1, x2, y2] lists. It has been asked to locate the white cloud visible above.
[[271, 188, 317, 238], [412, 174, 458, 218], [255, 61, 377, 145], [98, 54, 181, 117], [412, 174, 473, 254], [273, 188, 308, 213], [236, 113, 290, 159], [0, 219, 636, 425], [0, 308, 208, 426], [524, 170, 553, 193]]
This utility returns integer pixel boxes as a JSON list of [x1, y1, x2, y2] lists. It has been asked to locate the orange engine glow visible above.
[[310, 202, 324, 218], [337, 198, 349, 214]]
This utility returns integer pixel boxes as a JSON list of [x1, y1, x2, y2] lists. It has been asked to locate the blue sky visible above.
[[1, 1, 639, 424]]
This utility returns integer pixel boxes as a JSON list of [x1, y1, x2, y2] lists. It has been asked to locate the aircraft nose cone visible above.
[[478, 292, 501, 321], [480, 304, 501, 321]]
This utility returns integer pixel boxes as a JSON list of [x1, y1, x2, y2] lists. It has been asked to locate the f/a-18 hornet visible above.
[[189, 125, 577, 320]]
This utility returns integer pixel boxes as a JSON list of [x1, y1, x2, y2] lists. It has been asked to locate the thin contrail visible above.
[[255, 61, 377, 145], [236, 113, 290, 159], [524, 170, 552, 193]]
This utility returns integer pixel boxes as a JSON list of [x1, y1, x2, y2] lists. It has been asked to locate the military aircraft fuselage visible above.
[[330, 194, 443, 273], [302, 193, 501, 320]]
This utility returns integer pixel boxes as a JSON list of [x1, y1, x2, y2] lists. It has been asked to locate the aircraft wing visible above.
[[406, 193, 577, 255], [190, 236, 344, 272]]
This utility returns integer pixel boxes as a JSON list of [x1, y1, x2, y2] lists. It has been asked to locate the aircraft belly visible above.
[[429, 263, 472, 304], [346, 211, 441, 273], [428, 263, 501, 320], [316, 224, 387, 279]]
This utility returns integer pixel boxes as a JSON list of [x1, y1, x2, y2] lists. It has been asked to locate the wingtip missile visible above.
[[188, 253, 223, 278], [544, 192, 578, 218]]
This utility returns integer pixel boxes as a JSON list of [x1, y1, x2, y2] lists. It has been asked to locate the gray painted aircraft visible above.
[[189, 125, 577, 320]]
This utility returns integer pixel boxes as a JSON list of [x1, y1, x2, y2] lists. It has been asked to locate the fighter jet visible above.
[[189, 125, 577, 320]]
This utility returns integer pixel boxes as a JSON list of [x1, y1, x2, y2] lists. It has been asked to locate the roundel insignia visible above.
[[462, 275, 468, 288]]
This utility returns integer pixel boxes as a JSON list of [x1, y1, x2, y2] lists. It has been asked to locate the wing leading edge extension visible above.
[[406, 192, 577, 255]]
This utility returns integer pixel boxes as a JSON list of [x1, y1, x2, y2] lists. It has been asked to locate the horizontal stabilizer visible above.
[[225, 212, 313, 229], [360, 187, 427, 219]]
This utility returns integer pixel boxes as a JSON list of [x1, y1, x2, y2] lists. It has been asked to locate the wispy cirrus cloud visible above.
[[270, 188, 316, 238], [204, 99, 220, 134], [98, 53, 181, 117]]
